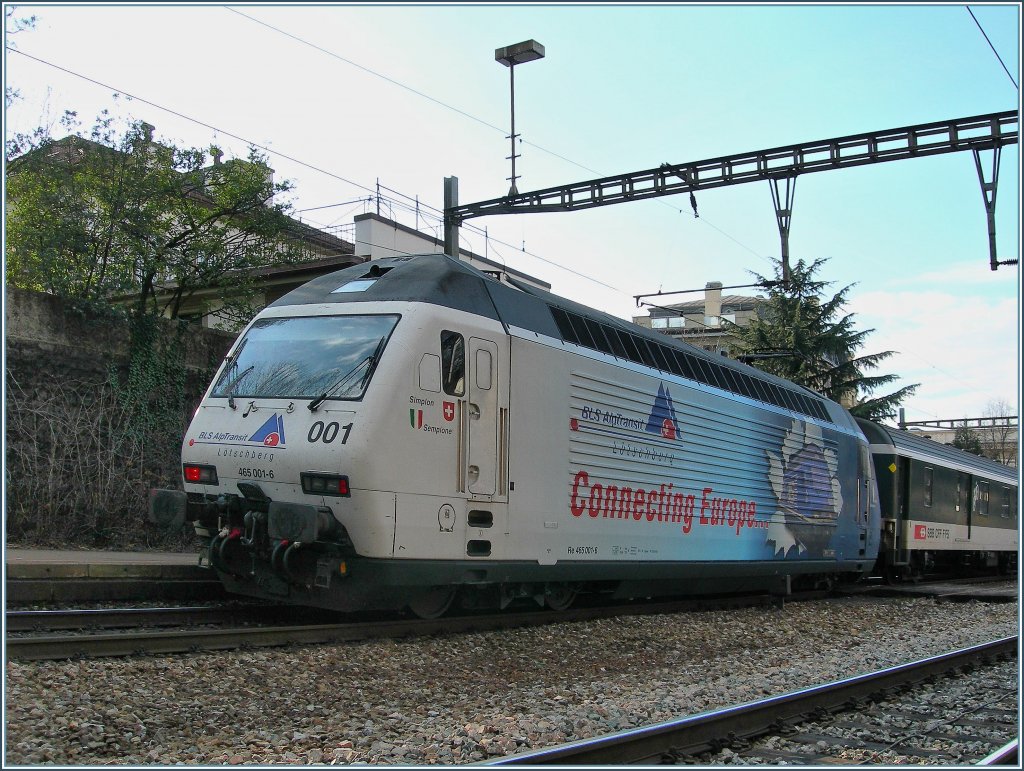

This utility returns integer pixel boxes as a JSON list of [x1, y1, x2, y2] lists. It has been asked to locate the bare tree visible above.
[[983, 398, 1018, 467]]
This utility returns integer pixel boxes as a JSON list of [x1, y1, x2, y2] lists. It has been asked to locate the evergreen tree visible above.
[[952, 422, 985, 456], [727, 257, 917, 421]]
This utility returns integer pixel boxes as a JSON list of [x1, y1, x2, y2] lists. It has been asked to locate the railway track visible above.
[[7, 577, 1014, 661], [4, 593, 784, 660], [486, 636, 1018, 765], [5, 604, 265, 632]]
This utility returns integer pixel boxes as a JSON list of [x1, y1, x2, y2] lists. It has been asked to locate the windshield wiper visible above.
[[220, 338, 248, 373], [308, 338, 387, 412], [307, 358, 370, 412], [221, 365, 254, 410]]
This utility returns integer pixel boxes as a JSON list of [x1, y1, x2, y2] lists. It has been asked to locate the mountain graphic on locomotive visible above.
[[150, 254, 1017, 616]]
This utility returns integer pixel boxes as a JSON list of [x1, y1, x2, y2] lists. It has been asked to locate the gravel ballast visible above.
[[4, 596, 1018, 765]]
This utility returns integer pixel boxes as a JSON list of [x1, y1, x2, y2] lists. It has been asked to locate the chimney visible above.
[[704, 281, 723, 325], [141, 122, 155, 143], [210, 146, 223, 165]]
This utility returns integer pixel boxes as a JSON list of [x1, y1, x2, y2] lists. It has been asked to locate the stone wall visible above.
[[4, 287, 236, 548], [5, 286, 233, 383]]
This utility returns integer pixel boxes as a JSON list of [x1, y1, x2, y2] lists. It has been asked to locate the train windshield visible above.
[[211, 314, 399, 401]]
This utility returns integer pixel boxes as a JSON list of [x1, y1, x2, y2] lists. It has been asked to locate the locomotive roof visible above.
[[855, 418, 1017, 483], [271, 253, 846, 427]]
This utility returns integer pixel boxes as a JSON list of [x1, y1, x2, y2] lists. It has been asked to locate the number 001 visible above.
[[307, 421, 352, 444]]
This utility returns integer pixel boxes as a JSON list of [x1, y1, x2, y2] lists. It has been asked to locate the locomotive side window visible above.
[[923, 467, 933, 507], [476, 348, 492, 390], [419, 354, 441, 393], [441, 331, 465, 396]]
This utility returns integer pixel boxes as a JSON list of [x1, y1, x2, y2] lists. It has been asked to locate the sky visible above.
[[3, 2, 1021, 426]]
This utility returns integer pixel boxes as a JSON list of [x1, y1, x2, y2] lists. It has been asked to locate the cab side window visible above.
[[441, 331, 465, 397]]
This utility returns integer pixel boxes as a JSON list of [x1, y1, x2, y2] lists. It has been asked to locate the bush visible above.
[[5, 373, 194, 551]]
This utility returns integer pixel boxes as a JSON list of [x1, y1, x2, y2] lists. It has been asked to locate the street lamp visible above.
[[495, 39, 545, 198]]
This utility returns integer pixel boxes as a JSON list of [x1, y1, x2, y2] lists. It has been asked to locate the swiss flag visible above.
[[443, 401, 455, 422]]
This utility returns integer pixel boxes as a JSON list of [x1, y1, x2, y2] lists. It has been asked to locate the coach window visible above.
[[1001, 486, 1010, 519], [923, 467, 933, 507], [440, 331, 465, 397], [974, 481, 990, 517]]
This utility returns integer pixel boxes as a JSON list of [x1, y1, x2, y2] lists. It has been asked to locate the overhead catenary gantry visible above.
[[898, 411, 1018, 431], [443, 110, 1019, 281]]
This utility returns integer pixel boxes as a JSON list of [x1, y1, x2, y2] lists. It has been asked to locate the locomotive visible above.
[[149, 253, 1015, 616]]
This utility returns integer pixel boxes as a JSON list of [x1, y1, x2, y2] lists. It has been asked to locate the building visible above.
[[631, 281, 764, 357], [169, 211, 550, 330], [352, 211, 549, 290], [902, 419, 1018, 469], [9, 121, 551, 331]]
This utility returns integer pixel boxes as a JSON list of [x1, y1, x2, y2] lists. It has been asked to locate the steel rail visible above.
[[7, 579, 1012, 660], [5, 594, 784, 661], [4, 576, 226, 605], [5, 605, 267, 632], [978, 738, 1019, 766], [485, 636, 1019, 766], [6, 620, 415, 660]]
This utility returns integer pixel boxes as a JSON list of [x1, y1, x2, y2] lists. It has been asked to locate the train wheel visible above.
[[216, 534, 250, 578], [812, 575, 836, 592], [407, 586, 457, 619], [544, 584, 578, 611]]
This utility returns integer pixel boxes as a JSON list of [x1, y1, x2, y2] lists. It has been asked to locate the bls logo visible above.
[[645, 384, 680, 441], [249, 414, 286, 447], [443, 401, 455, 422], [914, 524, 928, 540]]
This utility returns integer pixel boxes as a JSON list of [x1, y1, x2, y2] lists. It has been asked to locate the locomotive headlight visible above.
[[183, 464, 218, 485], [301, 472, 351, 497]]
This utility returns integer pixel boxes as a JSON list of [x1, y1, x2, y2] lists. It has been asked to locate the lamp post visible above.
[[495, 39, 545, 198]]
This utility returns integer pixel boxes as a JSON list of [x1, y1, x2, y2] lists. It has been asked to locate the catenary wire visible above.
[[225, 6, 606, 178], [7, 39, 1001, 413], [6, 47, 379, 197], [966, 6, 1019, 90], [6, 45, 624, 292], [223, 6, 765, 259]]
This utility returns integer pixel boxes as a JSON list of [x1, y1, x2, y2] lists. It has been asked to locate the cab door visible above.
[[467, 337, 500, 497], [856, 443, 876, 558]]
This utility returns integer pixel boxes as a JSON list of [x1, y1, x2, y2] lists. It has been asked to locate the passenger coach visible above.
[[855, 418, 1018, 580]]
